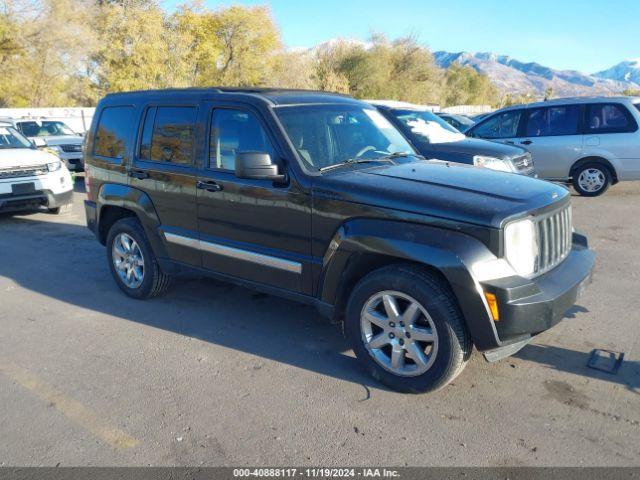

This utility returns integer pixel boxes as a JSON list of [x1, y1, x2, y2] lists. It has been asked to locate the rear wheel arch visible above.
[[570, 156, 618, 184], [98, 205, 136, 244]]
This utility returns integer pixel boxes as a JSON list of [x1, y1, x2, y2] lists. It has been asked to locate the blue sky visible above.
[[162, 0, 640, 73]]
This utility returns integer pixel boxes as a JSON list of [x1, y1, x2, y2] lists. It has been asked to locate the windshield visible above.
[[17, 120, 76, 137], [275, 105, 414, 171], [390, 109, 466, 144], [0, 126, 33, 149]]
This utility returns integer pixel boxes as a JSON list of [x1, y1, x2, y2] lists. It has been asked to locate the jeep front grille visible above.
[[512, 153, 535, 175], [0, 166, 48, 179], [534, 205, 572, 275]]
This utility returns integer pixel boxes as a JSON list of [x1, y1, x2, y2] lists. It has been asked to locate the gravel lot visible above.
[[0, 178, 638, 467]]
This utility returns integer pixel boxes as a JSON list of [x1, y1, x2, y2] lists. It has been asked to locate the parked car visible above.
[[371, 101, 535, 176], [436, 112, 475, 132], [84, 88, 594, 393], [466, 96, 640, 196], [0, 121, 73, 214], [7, 118, 85, 172]]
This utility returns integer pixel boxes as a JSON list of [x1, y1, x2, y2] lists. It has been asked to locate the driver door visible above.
[[195, 102, 313, 294]]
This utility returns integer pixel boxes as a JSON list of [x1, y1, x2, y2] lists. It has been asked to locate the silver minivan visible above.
[[466, 96, 640, 196]]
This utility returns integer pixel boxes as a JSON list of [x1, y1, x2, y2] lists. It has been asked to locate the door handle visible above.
[[520, 139, 533, 145], [505, 141, 515, 145], [197, 180, 223, 192], [128, 169, 149, 180]]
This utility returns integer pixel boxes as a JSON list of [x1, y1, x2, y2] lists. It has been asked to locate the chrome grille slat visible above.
[[0, 166, 47, 179], [533, 205, 572, 276]]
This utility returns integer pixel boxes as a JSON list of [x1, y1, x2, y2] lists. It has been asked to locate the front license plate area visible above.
[[12, 182, 35, 195]]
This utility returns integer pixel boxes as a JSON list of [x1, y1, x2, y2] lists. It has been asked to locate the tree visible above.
[[440, 64, 499, 107]]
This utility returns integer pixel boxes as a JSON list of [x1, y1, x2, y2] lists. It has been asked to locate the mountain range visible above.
[[433, 51, 640, 98]]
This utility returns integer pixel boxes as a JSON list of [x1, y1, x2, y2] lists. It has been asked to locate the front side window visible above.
[[524, 105, 580, 137], [0, 126, 33, 149], [635, 103, 640, 114], [472, 110, 522, 139], [586, 103, 637, 133], [139, 106, 197, 165], [209, 109, 275, 171], [391, 109, 465, 144], [94, 106, 135, 159], [275, 105, 413, 170]]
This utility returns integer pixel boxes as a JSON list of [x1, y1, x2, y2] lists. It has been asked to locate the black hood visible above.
[[414, 137, 527, 162], [314, 161, 568, 229]]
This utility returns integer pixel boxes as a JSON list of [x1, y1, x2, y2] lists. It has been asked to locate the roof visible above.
[[103, 87, 360, 107], [366, 99, 437, 111], [499, 95, 640, 112]]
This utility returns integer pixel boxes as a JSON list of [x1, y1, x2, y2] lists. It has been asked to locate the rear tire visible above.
[[345, 264, 471, 394], [106, 217, 172, 299], [572, 162, 612, 197]]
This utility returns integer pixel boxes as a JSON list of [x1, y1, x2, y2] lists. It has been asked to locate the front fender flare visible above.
[[319, 219, 502, 350]]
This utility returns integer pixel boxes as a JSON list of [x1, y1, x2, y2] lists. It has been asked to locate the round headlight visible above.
[[504, 218, 538, 276], [473, 155, 515, 173]]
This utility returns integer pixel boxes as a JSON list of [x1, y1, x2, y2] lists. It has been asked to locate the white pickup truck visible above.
[[0, 122, 73, 214]]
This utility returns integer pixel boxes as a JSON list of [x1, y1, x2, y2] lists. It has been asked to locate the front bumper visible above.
[[480, 232, 595, 346], [0, 188, 73, 213], [60, 153, 84, 171]]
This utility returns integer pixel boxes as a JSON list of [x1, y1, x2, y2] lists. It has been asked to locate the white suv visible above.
[[2, 118, 85, 172], [466, 96, 640, 196], [0, 122, 73, 214]]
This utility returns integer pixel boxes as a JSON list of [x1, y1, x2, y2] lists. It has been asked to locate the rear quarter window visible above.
[[94, 106, 135, 159], [585, 103, 638, 134]]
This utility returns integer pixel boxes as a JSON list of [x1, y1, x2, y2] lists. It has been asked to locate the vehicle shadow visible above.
[[515, 343, 639, 394], [0, 214, 384, 391]]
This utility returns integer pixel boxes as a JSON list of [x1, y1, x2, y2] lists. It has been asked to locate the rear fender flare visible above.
[[97, 183, 168, 259]]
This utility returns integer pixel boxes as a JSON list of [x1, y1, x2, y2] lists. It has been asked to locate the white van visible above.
[[0, 122, 73, 214], [466, 96, 640, 196]]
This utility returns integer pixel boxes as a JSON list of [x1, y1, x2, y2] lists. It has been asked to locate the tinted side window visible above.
[[94, 106, 135, 159], [635, 104, 640, 114], [16, 121, 40, 137], [472, 110, 522, 139], [142, 106, 197, 165], [525, 105, 580, 137], [209, 109, 275, 171], [586, 103, 637, 134]]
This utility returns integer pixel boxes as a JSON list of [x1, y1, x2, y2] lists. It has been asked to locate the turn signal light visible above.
[[484, 293, 499, 321]]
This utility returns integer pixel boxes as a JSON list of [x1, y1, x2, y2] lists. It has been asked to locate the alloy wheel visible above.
[[360, 290, 438, 377], [112, 232, 145, 289]]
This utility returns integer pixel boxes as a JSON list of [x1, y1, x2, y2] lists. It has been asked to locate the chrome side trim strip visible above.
[[163, 232, 302, 274], [164, 232, 199, 249]]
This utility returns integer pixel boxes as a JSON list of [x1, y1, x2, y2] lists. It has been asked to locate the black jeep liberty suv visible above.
[[84, 88, 595, 393]]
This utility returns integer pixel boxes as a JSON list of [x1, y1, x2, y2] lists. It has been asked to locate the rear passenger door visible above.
[[129, 104, 201, 267], [518, 104, 583, 179], [194, 102, 312, 294], [583, 103, 640, 180]]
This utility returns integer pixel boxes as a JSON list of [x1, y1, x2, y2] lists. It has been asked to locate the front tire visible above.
[[572, 163, 612, 197], [106, 217, 172, 299], [345, 264, 471, 393]]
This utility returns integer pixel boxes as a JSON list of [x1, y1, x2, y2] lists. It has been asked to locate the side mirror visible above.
[[32, 137, 46, 148], [235, 152, 286, 182]]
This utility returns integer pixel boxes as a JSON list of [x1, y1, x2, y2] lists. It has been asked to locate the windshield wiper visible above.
[[318, 157, 396, 173], [376, 152, 425, 161]]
